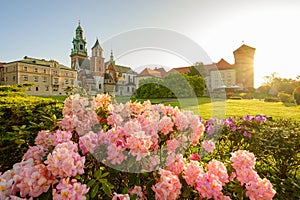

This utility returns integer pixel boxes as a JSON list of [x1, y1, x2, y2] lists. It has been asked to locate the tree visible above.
[[188, 62, 206, 77]]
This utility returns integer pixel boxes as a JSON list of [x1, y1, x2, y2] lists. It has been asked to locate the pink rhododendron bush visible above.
[[0, 94, 277, 199]]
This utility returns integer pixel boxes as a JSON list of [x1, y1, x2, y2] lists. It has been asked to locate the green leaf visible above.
[[101, 182, 112, 195], [90, 183, 99, 199], [101, 172, 109, 178], [94, 169, 102, 179], [87, 179, 96, 187]]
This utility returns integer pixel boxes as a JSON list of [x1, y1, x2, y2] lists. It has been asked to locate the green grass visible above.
[[41, 95, 300, 121], [148, 97, 300, 121]]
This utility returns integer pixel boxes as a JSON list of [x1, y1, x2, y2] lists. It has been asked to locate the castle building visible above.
[[0, 56, 77, 95], [170, 44, 255, 91], [70, 22, 137, 96]]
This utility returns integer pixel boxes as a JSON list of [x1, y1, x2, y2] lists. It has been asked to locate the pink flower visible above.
[[246, 177, 276, 200], [207, 159, 228, 185], [158, 116, 174, 135], [195, 173, 224, 199], [92, 93, 111, 110], [126, 131, 152, 161], [166, 153, 185, 175], [112, 192, 130, 200], [230, 150, 256, 170], [12, 161, 55, 198], [107, 143, 127, 165], [51, 130, 73, 146], [190, 154, 200, 161], [45, 141, 85, 177], [166, 138, 180, 153], [235, 168, 259, 185], [202, 140, 215, 153], [183, 160, 204, 186], [129, 186, 146, 200], [53, 178, 89, 200], [23, 145, 48, 164], [79, 131, 101, 155], [152, 169, 181, 200], [35, 130, 54, 149]]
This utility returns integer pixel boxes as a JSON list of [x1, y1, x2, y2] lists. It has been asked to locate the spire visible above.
[[110, 49, 114, 62], [92, 38, 100, 49]]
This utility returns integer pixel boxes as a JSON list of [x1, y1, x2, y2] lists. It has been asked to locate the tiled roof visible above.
[[0, 62, 5, 67], [137, 68, 162, 78], [215, 59, 233, 70], [168, 66, 191, 74]]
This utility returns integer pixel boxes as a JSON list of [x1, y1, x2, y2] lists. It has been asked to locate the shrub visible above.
[[0, 94, 279, 199], [278, 92, 294, 103], [264, 97, 280, 102], [0, 93, 63, 172], [293, 86, 300, 105], [208, 116, 300, 199]]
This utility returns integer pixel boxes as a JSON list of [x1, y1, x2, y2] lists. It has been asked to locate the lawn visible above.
[[145, 97, 300, 121], [42, 95, 300, 121]]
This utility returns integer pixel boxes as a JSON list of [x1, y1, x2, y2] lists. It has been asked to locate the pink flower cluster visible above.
[[45, 141, 85, 177], [195, 159, 229, 199], [183, 160, 203, 186], [202, 139, 216, 153], [230, 150, 276, 199], [60, 94, 99, 136], [152, 169, 182, 200], [53, 178, 89, 200], [0, 159, 56, 199]]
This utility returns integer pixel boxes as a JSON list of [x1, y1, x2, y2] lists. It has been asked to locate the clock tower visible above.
[[70, 21, 88, 69]]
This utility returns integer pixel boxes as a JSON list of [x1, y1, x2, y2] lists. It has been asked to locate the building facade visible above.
[[71, 22, 137, 96], [0, 56, 77, 95], [169, 44, 255, 91]]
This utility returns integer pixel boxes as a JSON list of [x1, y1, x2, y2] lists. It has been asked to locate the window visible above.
[[53, 70, 58, 75], [23, 76, 28, 81], [23, 66, 28, 71], [43, 69, 46, 73], [28, 87, 31, 91], [34, 68, 38, 73], [36, 87, 39, 91], [127, 87, 129, 92], [70, 73, 73, 77], [65, 72, 68, 76], [71, 80, 74, 85], [43, 77, 47, 82], [45, 86, 49, 91], [99, 84, 102, 89], [34, 76, 38, 82], [5, 77, 8, 82], [132, 87, 135, 92], [5, 67, 8, 72], [65, 79, 69, 84], [80, 44, 83, 50], [13, 76, 16, 81]]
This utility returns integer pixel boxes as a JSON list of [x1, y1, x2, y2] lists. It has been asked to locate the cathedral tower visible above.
[[90, 38, 105, 76], [70, 22, 88, 69], [233, 44, 255, 89]]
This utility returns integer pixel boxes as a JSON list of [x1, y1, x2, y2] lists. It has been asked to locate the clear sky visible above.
[[1, 0, 300, 88]]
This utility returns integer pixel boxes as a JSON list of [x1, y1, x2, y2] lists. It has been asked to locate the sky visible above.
[[1, 0, 300, 88]]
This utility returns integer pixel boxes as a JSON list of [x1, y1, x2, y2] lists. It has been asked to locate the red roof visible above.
[[137, 68, 162, 78], [215, 59, 233, 70], [168, 66, 191, 74], [0, 62, 5, 67]]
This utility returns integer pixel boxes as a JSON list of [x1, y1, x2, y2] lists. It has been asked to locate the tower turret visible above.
[[233, 44, 255, 89], [70, 21, 88, 69]]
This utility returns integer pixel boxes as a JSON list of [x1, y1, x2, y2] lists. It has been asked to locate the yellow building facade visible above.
[[0, 56, 77, 95]]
